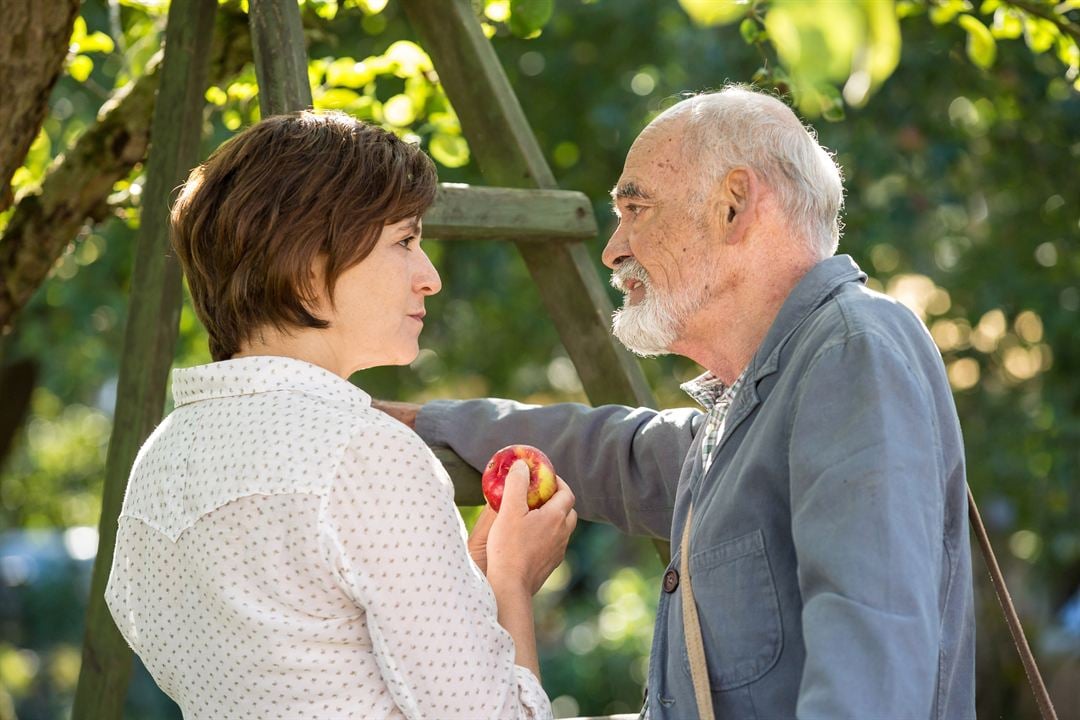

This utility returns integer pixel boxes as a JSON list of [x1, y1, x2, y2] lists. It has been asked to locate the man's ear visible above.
[[717, 167, 756, 243]]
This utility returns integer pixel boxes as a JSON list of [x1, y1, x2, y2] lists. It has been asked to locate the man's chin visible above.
[[612, 309, 675, 357], [619, 341, 672, 358]]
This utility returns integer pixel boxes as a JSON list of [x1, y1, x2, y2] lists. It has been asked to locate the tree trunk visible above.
[[0, 5, 251, 333], [0, 0, 81, 213]]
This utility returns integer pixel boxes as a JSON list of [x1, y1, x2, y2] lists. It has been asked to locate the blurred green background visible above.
[[0, 0, 1078, 717]]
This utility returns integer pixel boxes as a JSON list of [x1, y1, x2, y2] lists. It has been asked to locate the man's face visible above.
[[603, 118, 715, 356]]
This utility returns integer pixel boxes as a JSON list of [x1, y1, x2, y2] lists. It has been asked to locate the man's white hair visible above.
[[658, 85, 845, 258]]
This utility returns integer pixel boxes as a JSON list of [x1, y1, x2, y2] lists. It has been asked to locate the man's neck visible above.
[[676, 259, 815, 385]]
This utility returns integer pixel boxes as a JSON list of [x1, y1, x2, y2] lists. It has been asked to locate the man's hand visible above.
[[372, 399, 421, 430]]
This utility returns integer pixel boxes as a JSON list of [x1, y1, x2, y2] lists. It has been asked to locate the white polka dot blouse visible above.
[[105, 355, 552, 719]]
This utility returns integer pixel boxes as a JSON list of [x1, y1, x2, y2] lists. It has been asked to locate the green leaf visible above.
[[822, 98, 846, 122], [1055, 35, 1079, 70], [384, 40, 433, 77], [77, 30, 116, 54], [326, 58, 376, 88], [117, 0, 169, 14], [223, 109, 242, 131], [68, 55, 94, 82], [350, 95, 376, 120], [819, 84, 846, 121], [404, 74, 434, 111], [895, 1, 926, 19], [990, 8, 1023, 39], [739, 17, 762, 44], [308, 0, 338, 20], [227, 81, 258, 102], [426, 111, 461, 134], [485, 0, 511, 22], [508, 0, 554, 37], [679, 0, 749, 26], [204, 86, 228, 106], [762, 0, 900, 98], [1022, 16, 1059, 53], [862, 1, 903, 89], [357, 0, 389, 13], [958, 14, 996, 68], [71, 15, 87, 43], [315, 87, 361, 109], [929, 0, 970, 25], [429, 133, 470, 168], [382, 94, 416, 127]]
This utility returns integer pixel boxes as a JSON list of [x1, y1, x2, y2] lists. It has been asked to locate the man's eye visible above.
[[626, 204, 643, 216]]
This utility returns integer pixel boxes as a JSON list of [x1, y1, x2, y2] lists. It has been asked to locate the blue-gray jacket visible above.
[[417, 255, 975, 719]]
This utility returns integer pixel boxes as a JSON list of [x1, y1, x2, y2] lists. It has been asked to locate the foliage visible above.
[[678, 0, 1080, 118], [0, 0, 1078, 717]]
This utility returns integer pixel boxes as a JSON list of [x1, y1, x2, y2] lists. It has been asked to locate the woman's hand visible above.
[[485, 460, 578, 597], [467, 505, 496, 575]]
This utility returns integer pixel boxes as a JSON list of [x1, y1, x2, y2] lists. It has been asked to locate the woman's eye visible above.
[[397, 236, 414, 249]]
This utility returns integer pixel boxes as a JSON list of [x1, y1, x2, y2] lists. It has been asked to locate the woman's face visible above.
[[319, 216, 441, 373]]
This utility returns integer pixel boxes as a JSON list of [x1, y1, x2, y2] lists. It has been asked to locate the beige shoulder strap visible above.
[[680, 503, 714, 720]]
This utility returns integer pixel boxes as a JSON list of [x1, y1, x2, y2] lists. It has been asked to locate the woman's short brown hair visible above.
[[170, 110, 438, 361]]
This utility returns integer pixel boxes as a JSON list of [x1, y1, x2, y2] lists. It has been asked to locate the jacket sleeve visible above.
[[789, 332, 944, 719], [416, 398, 702, 540]]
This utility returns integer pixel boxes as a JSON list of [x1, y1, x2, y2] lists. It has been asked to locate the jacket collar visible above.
[[745, 254, 866, 383], [707, 255, 865, 455], [171, 355, 371, 412]]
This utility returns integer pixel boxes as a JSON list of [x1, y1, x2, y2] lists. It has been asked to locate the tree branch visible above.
[[0, 0, 81, 214], [0, 5, 252, 333]]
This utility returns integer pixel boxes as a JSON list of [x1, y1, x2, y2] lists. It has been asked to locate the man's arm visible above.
[[790, 332, 945, 718], [384, 398, 701, 540]]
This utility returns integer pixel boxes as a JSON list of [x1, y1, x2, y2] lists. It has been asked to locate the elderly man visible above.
[[379, 85, 975, 719]]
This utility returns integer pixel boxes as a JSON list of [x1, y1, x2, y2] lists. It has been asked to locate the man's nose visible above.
[[602, 229, 631, 270]]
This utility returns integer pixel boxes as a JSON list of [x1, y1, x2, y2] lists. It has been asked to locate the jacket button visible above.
[[663, 568, 679, 593]]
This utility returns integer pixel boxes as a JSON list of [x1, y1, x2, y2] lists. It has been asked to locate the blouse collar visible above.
[[171, 355, 371, 412]]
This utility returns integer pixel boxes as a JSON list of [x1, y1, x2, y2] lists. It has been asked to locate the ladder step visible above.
[[424, 183, 598, 241]]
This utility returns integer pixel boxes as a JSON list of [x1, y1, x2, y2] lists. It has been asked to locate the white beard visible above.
[[610, 260, 703, 357]]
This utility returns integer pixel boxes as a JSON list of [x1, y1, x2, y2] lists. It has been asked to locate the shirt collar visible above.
[[680, 371, 727, 410], [680, 370, 746, 411], [171, 355, 371, 411]]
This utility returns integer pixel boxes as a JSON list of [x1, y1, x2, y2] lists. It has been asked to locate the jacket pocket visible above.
[[677, 528, 783, 691]]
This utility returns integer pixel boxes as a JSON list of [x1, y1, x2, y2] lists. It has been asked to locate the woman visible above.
[[105, 111, 577, 719]]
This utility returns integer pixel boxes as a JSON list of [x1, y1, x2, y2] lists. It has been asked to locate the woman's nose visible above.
[[416, 250, 442, 295]]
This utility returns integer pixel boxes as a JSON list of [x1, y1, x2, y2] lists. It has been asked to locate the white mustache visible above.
[[610, 259, 651, 293]]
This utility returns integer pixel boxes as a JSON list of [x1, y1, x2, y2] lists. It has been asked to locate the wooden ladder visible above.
[[72, 0, 660, 715]]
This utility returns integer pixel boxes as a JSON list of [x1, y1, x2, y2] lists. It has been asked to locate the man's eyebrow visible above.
[[610, 182, 652, 201]]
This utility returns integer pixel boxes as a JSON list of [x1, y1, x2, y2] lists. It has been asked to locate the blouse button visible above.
[[662, 568, 679, 593]]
